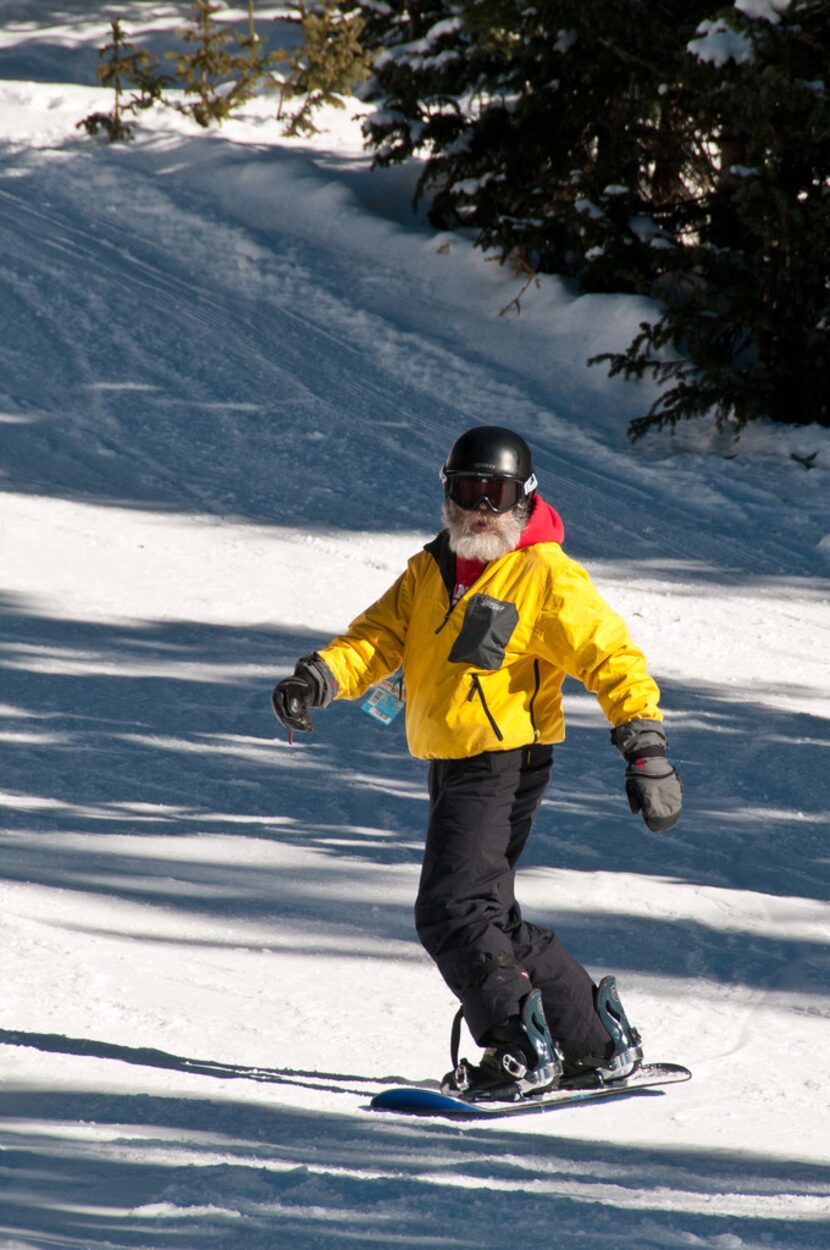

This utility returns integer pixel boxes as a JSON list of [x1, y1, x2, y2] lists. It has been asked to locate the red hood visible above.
[[518, 494, 565, 547], [452, 494, 564, 595]]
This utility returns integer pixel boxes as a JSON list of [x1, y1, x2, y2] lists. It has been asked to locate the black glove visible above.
[[611, 719, 682, 833], [271, 653, 337, 733]]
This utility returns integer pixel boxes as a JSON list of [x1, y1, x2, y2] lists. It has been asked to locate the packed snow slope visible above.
[[1, 4, 829, 1248]]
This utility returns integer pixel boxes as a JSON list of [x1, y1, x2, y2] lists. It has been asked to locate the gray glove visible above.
[[271, 653, 337, 733], [611, 719, 682, 833]]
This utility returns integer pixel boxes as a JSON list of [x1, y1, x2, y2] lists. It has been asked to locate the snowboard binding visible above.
[[594, 975, 643, 1079], [442, 989, 564, 1103]]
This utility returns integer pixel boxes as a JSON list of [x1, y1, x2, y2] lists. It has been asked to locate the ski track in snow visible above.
[[1, 6, 830, 1248]]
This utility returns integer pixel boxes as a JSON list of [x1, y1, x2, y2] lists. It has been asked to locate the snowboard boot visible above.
[[442, 989, 564, 1103], [563, 975, 643, 1084]]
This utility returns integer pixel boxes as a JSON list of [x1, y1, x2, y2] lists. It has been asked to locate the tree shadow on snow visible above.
[[0, 2, 291, 87], [2, 116, 827, 574], [0, 1085, 826, 1250], [0, 591, 827, 1003], [0, 1027, 420, 1095], [0, 134, 457, 537]]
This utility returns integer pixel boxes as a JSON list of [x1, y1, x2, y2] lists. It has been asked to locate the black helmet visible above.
[[441, 426, 537, 508]]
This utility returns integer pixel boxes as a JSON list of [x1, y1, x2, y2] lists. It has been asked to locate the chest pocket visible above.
[[448, 594, 519, 670]]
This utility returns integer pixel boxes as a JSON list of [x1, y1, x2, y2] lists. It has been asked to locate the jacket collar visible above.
[[424, 494, 564, 598], [423, 529, 456, 598]]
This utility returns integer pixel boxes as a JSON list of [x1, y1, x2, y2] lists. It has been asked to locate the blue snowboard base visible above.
[[370, 1062, 691, 1118]]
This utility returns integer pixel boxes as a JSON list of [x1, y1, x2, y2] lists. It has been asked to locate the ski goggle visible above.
[[442, 472, 537, 514]]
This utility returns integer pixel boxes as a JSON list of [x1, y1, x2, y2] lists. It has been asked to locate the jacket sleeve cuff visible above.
[[296, 653, 338, 708], [611, 718, 668, 760]]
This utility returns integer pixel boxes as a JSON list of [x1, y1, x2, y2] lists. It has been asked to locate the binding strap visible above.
[[450, 1005, 465, 1069], [450, 954, 526, 1066]]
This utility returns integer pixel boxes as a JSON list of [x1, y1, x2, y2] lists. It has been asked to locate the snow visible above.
[[689, 0, 793, 65], [688, 20, 754, 67], [735, 0, 791, 22], [1, 3, 829, 1248]]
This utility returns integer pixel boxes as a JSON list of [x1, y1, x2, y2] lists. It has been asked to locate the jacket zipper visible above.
[[468, 675, 504, 742], [528, 658, 541, 741], [434, 563, 494, 635], [434, 603, 457, 635]]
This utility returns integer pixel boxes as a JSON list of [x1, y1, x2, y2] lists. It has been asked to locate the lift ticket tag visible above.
[[361, 677, 405, 726]]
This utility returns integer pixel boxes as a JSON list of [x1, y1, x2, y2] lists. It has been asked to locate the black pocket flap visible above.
[[448, 594, 519, 670]]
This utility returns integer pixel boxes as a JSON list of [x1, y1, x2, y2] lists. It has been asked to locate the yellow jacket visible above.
[[319, 525, 661, 760]]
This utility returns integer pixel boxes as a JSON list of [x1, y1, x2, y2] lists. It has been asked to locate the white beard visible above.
[[442, 499, 526, 562]]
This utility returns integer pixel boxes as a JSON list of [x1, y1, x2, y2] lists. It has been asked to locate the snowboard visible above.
[[370, 1062, 691, 1118]]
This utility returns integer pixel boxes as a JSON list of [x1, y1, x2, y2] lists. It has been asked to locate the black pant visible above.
[[414, 745, 611, 1063]]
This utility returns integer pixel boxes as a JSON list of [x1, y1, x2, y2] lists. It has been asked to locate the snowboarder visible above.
[[272, 426, 682, 1102]]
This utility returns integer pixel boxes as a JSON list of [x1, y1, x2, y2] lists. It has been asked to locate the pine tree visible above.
[[353, 1, 714, 290], [238, 0, 287, 92], [77, 19, 168, 142], [275, 2, 372, 136], [593, 0, 830, 436], [169, 0, 266, 127], [357, 0, 830, 438]]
